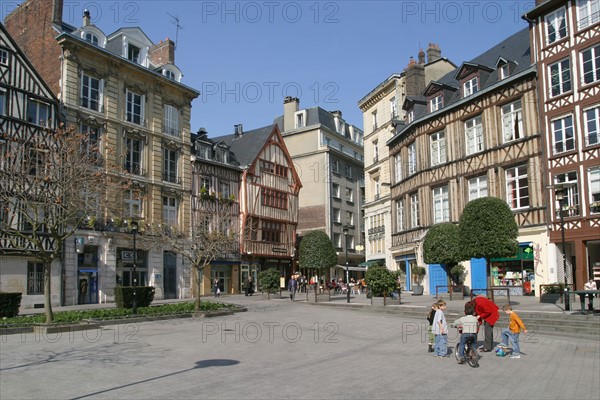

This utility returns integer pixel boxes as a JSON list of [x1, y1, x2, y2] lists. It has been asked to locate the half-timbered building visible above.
[[211, 124, 302, 282], [524, 0, 600, 290], [0, 22, 61, 308], [387, 28, 549, 296]]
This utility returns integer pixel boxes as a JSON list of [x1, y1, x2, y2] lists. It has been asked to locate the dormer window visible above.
[[463, 77, 479, 97], [128, 44, 141, 63], [295, 110, 306, 128], [197, 144, 211, 159], [499, 64, 510, 80], [430, 95, 443, 112], [164, 70, 175, 80], [85, 33, 99, 45], [407, 109, 414, 123]]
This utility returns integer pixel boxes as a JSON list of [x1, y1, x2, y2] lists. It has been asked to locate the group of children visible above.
[[427, 297, 527, 362]]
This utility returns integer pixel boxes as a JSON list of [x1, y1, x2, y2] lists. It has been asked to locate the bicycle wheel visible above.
[[467, 347, 479, 368], [454, 343, 461, 361]]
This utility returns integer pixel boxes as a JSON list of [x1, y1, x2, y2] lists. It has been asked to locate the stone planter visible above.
[[33, 322, 100, 335], [540, 293, 561, 304], [412, 285, 424, 295]]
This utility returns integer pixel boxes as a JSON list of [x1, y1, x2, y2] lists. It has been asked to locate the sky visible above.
[[3, 0, 535, 136]]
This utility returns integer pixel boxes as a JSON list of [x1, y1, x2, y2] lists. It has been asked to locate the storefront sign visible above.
[[272, 247, 287, 253]]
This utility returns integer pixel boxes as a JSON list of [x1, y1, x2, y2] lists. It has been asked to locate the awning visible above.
[[335, 265, 367, 272], [358, 259, 385, 268]]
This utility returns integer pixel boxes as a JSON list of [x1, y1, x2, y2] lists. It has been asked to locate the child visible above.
[[453, 302, 479, 364], [498, 304, 527, 359], [426, 303, 438, 353], [432, 300, 448, 357]]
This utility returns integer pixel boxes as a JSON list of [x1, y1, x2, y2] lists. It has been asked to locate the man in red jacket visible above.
[[466, 296, 500, 352]]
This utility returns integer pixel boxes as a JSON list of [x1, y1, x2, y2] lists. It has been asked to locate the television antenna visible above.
[[166, 13, 184, 49]]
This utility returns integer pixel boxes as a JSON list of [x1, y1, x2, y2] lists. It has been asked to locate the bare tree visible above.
[[0, 124, 124, 323], [147, 196, 240, 311]]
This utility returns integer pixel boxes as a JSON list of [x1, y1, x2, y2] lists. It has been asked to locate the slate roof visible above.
[[210, 124, 276, 168], [390, 27, 534, 144], [273, 106, 362, 139]]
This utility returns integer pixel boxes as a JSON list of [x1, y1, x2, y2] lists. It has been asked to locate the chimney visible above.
[[330, 110, 342, 118], [427, 43, 442, 63], [283, 96, 300, 132], [418, 48, 426, 65], [405, 56, 426, 97], [149, 38, 176, 66], [234, 124, 243, 137], [83, 9, 91, 26]]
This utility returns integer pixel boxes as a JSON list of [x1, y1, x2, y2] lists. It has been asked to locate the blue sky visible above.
[[5, 0, 534, 136]]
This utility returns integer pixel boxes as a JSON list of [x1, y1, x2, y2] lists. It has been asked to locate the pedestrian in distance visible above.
[[432, 300, 448, 358], [245, 276, 254, 296], [288, 275, 298, 301], [497, 304, 527, 359], [426, 302, 439, 353], [213, 278, 219, 298]]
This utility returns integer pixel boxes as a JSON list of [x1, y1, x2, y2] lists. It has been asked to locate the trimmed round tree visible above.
[[423, 222, 462, 289], [299, 230, 337, 298], [458, 197, 519, 285], [258, 268, 280, 299], [365, 265, 397, 298]]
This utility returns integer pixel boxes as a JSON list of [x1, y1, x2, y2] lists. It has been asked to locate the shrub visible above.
[[542, 284, 566, 294], [114, 286, 155, 308], [258, 268, 280, 294], [412, 266, 427, 285], [0, 292, 22, 318], [365, 265, 397, 297]]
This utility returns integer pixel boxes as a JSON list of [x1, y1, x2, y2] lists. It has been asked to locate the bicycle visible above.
[[452, 325, 480, 368]]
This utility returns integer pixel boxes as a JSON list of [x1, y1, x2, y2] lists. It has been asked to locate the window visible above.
[[0, 88, 6, 116], [344, 164, 353, 179], [546, 8, 568, 43], [463, 77, 479, 97], [588, 166, 600, 213], [552, 115, 575, 154], [468, 175, 488, 201], [554, 172, 580, 217], [164, 69, 176, 80], [261, 220, 282, 243], [432, 186, 450, 223], [260, 159, 288, 177], [501, 100, 523, 142], [430, 95, 443, 112], [373, 140, 379, 163], [81, 73, 102, 112], [27, 147, 46, 178], [128, 44, 141, 63], [394, 154, 402, 182], [80, 123, 100, 158], [261, 188, 288, 209], [27, 262, 44, 295], [200, 177, 211, 193], [333, 233, 342, 248], [499, 64, 510, 79], [372, 110, 378, 131], [407, 109, 414, 123], [465, 115, 484, 155], [374, 179, 381, 200], [27, 99, 51, 127], [332, 183, 340, 198], [577, 0, 600, 30], [331, 159, 339, 174], [410, 193, 420, 228], [197, 144, 211, 159], [390, 96, 397, 118], [163, 196, 178, 225], [584, 106, 600, 146], [581, 44, 600, 84], [219, 181, 231, 199], [125, 90, 144, 125], [85, 32, 99, 45], [295, 112, 304, 128], [215, 148, 228, 163], [124, 189, 142, 218], [0, 49, 8, 65], [506, 165, 529, 209], [125, 137, 143, 175], [549, 59, 572, 97], [163, 105, 179, 136], [430, 131, 446, 166], [395, 199, 404, 232], [346, 211, 354, 226], [333, 208, 341, 223], [163, 148, 178, 183], [408, 142, 417, 175], [345, 187, 353, 202]]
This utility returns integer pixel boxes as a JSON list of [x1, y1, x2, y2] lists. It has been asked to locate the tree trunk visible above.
[[194, 266, 202, 312], [44, 261, 54, 324]]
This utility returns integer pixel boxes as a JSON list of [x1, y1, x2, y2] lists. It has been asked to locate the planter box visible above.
[[540, 293, 561, 304], [412, 285, 424, 296]]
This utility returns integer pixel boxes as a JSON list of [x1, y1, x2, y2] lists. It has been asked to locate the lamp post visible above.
[[555, 188, 570, 311], [131, 220, 138, 315], [343, 227, 350, 303]]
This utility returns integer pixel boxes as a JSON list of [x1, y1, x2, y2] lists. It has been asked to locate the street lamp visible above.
[[131, 220, 138, 315], [554, 188, 570, 311], [343, 226, 350, 303]]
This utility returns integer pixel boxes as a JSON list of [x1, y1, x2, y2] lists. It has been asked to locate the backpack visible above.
[[427, 309, 436, 325]]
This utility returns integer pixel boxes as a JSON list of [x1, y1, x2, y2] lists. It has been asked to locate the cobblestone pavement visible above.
[[2, 296, 599, 400]]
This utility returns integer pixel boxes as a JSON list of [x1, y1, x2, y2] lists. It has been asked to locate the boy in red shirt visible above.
[[498, 304, 528, 359]]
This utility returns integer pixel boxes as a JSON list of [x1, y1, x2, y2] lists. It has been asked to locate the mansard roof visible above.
[[211, 124, 277, 168]]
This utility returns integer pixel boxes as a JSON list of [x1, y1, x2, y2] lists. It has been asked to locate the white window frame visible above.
[[549, 58, 572, 97], [546, 7, 568, 44], [499, 64, 510, 80], [333, 233, 342, 248], [27, 98, 51, 127], [390, 96, 397, 118], [0, 88, 6, 116], [463, 77, 479, 97], [332, 183, 340, 198], [429, 95, 443, 112], [346, 211, 354, 226], [430, 131, 447, 166], [465, 115, 484, 155], [581, 44, 600, 85], [331, 159, 339, 174], [163, 104, 179, 136], [373, 140, 379, 163], [502, 100, 523, 143], [394, 153, 402, 182], [163, 148, 178, 183], [554, 172, 580, 217], [583, 105, 600, 146], [295, 110, 306, 129], [333, 208, 341, 223], [344, 164, 352, 179], [551, 115, 575, 154], [219, 181, 231, 199], [0, 49, 8, 65], [407, 109, 414, 123], [432, 186, 450, 223], [124, 189, 142, 218], [162, 196, 178, 226], [396, 199, 404, 232], [125, 137, 143, 175], [81, 72, 103, 112], [506, 165, 530, 210], [577, 0, 600, 30], [345, 187, 353, 202], [468, 175, 488, 201], [588, 166, 600, 213], [410, 193, 420, 228], [85, 32, 99, 45], [125, 89, 144, 125], [372, 110, 378, 131], [408, 142, 417, 175]]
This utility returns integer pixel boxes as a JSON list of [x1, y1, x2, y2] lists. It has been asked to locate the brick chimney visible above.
[[405, 56, 426, 97], [427, 43, 442, 63], [418, 48, 426, 64], [283, 96, 300, 132], [4, 0, 64, 96], [149, 38, 176, 66]]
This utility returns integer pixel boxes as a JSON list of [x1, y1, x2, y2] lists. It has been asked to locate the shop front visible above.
[[491, 243, 535, 296]]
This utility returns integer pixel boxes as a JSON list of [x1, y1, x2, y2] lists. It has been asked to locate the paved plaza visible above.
[[1, 296, 599, 400]]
